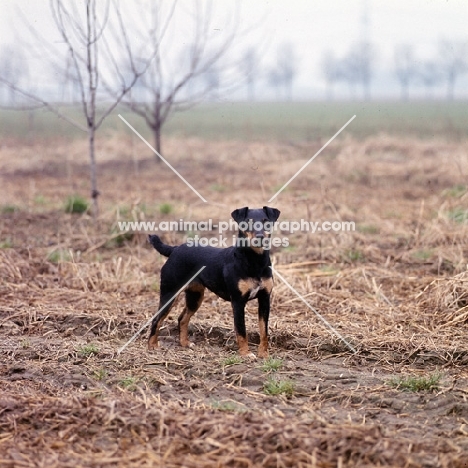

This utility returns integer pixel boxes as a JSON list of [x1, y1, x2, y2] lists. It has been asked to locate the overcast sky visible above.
[[1, 0, 467, 99]]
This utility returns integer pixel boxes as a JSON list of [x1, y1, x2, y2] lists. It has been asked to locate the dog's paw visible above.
[[147, 335, 160, 350], [242, 352, 257, 362], [257, 346, 269, 359], [180, 341, 195, 349]]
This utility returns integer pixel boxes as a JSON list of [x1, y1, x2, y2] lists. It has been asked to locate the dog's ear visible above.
[[263, 206, 280, 222], [231, 207, 249, 224]]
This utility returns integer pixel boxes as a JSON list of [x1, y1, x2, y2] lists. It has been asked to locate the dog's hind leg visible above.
[[178, 282, 205, 348], [148, 291, 178, 350]]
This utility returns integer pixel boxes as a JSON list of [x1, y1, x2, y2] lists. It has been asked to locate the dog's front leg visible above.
[[257, 290, 270, 358], [232, 300, 255, 359]]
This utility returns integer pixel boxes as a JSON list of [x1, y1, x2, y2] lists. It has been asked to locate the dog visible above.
[[147, 206, 280, 359]]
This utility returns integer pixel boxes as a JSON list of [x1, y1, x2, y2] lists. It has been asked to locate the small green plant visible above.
[[319, 264, 339, 274], [412, 249, 433, 261], [447, 208, 468, 224], [119, 376, 138, 391], [78, 343, 99, 357], [388, 373, 441, 392], [114, 231, 134, 247], [1, 204, 18, 214], [345, 248, 364, 262], [0, 238, 13, 249], [261, 357, 283, 373], [263, 377, 295, 396], [210, 183, 226, 193], [221, 355, 243, 367], [443, 184, 466, 198], [159, 203, 173, 215], [116, 205, 131, 218], [385, 210, 402, 219], [93, 368, 108, 381], [47, 249, 72, 263], [64, 195, 88, 214], [106, 226, 134, 248], [211, 400, 245, 412], [34, 195, 48, 206], [358, 224, 380, 235]]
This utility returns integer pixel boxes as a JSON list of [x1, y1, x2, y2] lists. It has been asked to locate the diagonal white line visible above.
[[117, 265, 206, 354], [271, 266, 357, 353], [268, 114, 356, 202], [118, 114, 208, 203]]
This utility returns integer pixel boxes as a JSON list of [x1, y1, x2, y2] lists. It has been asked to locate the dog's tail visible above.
[[148, 235, 175, 257]]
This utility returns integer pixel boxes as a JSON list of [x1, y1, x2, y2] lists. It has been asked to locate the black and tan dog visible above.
[[147, 206, 280, 358]]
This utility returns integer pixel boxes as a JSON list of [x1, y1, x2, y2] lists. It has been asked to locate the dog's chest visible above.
[[238, 277, 273, 300]]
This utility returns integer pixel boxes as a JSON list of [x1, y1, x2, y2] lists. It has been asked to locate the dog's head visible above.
[[231, 206, 280, 253]]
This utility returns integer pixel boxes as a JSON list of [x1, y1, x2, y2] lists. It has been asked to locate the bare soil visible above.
[[1, 134, 468, 467]]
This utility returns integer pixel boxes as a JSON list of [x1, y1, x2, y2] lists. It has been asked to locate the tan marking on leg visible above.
[[148, 334, 160, 350], [258, 316, 269, 358], [178, 282, 204, 348], [238, 278, 256, 296], [148, 300, 176, 350], [178, 307, 196, 347], [236, 334, 253, 358], [261, 277, 274, 294]]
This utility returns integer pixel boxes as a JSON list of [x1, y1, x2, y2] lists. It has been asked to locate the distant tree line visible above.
[[322, 39, 468, 101]]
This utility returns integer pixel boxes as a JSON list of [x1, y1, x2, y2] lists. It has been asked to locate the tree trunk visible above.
[[154, 125, 162, 156], [153, 92, 162, 162], [89, 125, 99, 218]]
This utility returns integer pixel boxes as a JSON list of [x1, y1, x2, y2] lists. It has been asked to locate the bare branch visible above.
[[0, 77, 87, 131]]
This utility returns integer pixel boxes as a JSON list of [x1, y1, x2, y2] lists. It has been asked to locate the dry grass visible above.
[[1, 133, 468, 466]]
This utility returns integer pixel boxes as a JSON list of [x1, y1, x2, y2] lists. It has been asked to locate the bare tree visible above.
[[267, 69, 282, 100], [0, 0, 152, 216], [268, 43, 297, 101], [202, 66, 221, 101], [345, 41, 375, 100], [394, 45, 417, 101], [438, 40, 468, 100], [321, 51, 340, 101], [418, 60, 442, 99], [119, 1, 241, 156], [239, 47, 259, 101], [51, 0, 155, 215], [0, 45, 29, 105], [339, 55, 360, 100]]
